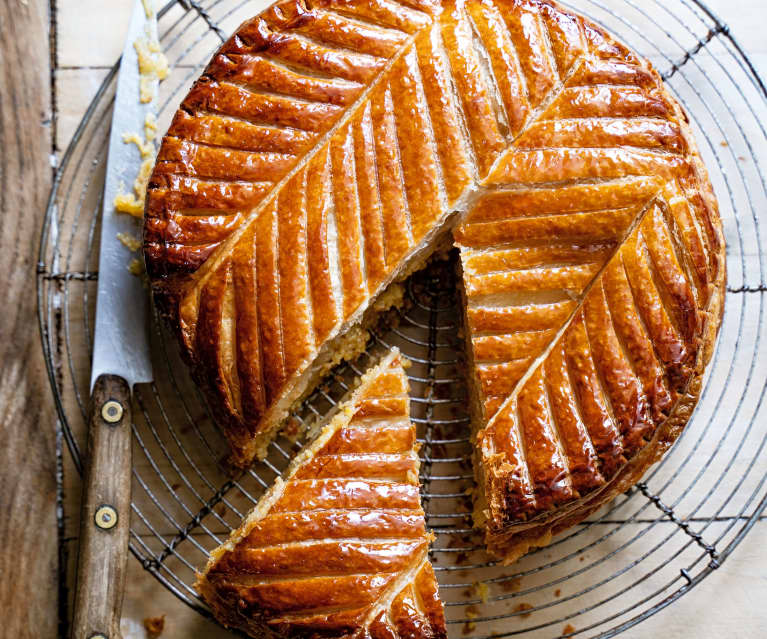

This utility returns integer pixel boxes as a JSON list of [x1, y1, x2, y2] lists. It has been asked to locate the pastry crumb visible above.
[[117, 232, 142, 252], [472, 581, 489, 603], [144, 113, 158, 141], [122, 132, 154, 158], [562, 624, 576, 636], [138, 76, 154, 104], [114, 191, 144, 218], [462, 606, 479, 635], [128, 258, 144, 276], [134, 35, 168, 103], [500, 576, 521, 592], [114, 157, 154, 218], [513, 602, 533, 619], [143, 615, 165, 638], [282, 417, 301, 442], [134, 37, 167, 79]]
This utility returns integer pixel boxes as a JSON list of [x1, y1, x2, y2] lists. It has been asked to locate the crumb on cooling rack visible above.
[[462, 606, 479, 635], [143, 615, 165, 638], [472, 581, 489, 603], [513, 602, 533, 619], [500, 576, 521, 592], [282, 417, 301, 442]]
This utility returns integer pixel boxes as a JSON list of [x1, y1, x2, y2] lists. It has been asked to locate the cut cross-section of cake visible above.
[[195, 349, 446, 639]]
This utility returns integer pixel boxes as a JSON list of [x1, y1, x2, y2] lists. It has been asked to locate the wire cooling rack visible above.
[[38, 0, 767, 637]]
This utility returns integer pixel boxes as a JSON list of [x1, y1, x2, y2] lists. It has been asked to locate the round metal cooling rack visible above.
[[38, 0, 767, 637]]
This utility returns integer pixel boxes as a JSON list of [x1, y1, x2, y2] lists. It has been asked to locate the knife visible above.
[[71, 1, 156, 637]]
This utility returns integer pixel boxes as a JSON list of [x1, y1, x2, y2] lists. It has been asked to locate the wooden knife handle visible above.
[[71, 374, 133, 639]]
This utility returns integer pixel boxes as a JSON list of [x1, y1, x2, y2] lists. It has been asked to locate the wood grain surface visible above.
[[0, 1, 59, 638]]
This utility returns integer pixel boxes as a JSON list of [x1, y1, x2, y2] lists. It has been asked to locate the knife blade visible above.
[[72, 1, 158, 637], [90, 0, 155, 390]]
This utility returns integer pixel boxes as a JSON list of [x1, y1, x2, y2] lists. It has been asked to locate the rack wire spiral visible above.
[[38, 0, 767, 637]]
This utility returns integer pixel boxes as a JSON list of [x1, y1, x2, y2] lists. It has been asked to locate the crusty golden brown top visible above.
[[144, 0, 724, 495], [449, 2, 725, 538], [146, 0, 462, 466], [196, 350, 446, 639]]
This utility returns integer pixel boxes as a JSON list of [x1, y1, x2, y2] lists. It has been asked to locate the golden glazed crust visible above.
[[145, 0, 465, 466], [145, 0, 725, 560], [450, 5, 726, 559], [195, 350, 447, 639]]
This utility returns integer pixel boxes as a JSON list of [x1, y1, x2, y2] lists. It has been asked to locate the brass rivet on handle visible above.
[[94, 504, 118, 530], [101, 399, 123, 424]]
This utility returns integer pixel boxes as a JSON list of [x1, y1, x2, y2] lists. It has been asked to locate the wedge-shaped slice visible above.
[[196, 349, 446, 639]]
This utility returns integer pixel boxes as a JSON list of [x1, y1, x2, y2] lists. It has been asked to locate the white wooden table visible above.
[[53, 1, 767, 637]]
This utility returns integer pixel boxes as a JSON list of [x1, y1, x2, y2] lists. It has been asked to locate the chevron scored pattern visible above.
[[195, 350, 447, 639], [145, 0, 725, 564]]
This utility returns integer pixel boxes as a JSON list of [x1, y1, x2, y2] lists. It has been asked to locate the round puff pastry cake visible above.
[[145, 0, 725, 565], [196, 349, 446, 639]]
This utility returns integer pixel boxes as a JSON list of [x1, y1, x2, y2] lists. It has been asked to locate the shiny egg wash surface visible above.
[[196, 350, 447, 639], [144, 0, 725, 624]]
